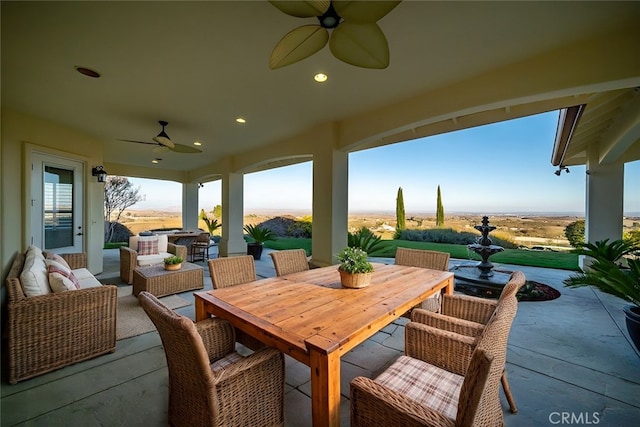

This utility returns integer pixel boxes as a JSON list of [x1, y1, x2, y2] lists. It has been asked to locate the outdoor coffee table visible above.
[[195, 262, 454, 427], [133, 262, 203, 297]]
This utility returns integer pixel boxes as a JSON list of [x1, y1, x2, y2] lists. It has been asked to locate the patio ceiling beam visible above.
[[598, 90, 640, 165]]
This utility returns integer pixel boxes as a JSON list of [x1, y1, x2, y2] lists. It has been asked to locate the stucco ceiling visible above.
[[2, 1, 640, 179]]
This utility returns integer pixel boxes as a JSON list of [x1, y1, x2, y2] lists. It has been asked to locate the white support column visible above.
[[219, 171, 247, 257], [584, 145, 624, 266], [182, 183, 199, 231], [311, 146, 349, 267]]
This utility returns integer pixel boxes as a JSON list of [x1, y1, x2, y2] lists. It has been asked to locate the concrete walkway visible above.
[[1, 248, 639, 426]]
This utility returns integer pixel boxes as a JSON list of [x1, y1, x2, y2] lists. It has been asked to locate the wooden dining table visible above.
[[194, 262, 454, 427]]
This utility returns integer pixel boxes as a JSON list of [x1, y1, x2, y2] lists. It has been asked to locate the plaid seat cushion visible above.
[[210, 352, 244, 372], [374, 355, 463, 421]]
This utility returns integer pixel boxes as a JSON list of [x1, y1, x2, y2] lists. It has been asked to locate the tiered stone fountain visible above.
[[453, 216, 511, 290]]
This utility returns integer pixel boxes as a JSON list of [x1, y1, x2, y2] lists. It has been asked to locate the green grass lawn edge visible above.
[[265, 238, 579, 271]]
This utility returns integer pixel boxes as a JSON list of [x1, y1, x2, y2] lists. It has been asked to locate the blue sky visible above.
[[129, 111, 640, 215]]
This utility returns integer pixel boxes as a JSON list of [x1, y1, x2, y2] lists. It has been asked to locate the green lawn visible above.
[[266, 238, 579, 271]]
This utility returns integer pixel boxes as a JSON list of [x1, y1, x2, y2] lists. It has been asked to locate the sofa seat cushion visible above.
[[72, 268, 103, 289], [137, 252, 173, 267], [20, 247, 51, 297]]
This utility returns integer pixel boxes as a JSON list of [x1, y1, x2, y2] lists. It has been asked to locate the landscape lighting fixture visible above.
[[91, 165, 108, 182], [554, 165, 569, 176], [236, 117, 246, 124]]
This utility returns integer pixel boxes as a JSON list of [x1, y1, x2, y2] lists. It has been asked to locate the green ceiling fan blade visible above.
[[329, 22, 390, 69], [269, 1, 330, 18], [332, 0, 401, 24], [269, 25, 329, 69]]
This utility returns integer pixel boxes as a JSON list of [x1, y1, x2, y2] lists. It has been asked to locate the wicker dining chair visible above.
[[395, 247, 451, 315], [138, 291, 285, 427], [207, 255, 256, 289], [206, 255, 263, 349], [189, 232, 211, 262], [411, 270, 526, 414], [351, 294, 519, 426], [269, 249, 310, 276]]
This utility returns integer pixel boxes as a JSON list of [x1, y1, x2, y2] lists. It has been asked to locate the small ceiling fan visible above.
[[118, 121, 202, 153], [269, 0, 401, 70]]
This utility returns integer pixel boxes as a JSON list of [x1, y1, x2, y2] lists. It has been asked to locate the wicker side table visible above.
[[133, 262, 203, 297]]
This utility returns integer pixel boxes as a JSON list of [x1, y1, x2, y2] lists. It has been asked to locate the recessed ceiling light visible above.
[[236, 117, 246, 124], [194, 141, 202, 146], [74, 66, 101, 78], [314, 73, 328, 83], [152, 158, 162, 164]]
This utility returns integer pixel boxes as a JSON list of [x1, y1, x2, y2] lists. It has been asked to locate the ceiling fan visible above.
[[118, 121, 202, 154], [269, 0, 401, 70]]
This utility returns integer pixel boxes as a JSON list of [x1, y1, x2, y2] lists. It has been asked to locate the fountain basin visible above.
[[452, 265, 511, 290]]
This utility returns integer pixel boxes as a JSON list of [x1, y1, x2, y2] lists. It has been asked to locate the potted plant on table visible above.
[[336, 246, 374, 288], [164, 255, 184, 271], [564, 239, 640, 352], [243, 224, 276, 260]]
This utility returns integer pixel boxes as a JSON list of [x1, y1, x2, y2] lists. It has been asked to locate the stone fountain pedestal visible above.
[[453, 216, 510, 294]]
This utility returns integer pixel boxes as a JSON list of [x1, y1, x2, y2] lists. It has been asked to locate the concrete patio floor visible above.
[[2, 247, 639, 426]]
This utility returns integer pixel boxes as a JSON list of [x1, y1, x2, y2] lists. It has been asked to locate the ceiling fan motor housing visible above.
[[318, 3, 342, 28]]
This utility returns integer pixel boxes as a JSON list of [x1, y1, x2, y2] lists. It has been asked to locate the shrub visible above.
[[625, 229, 640, 246], [348, 227, 385, 255], [287, 216, 312, 238], [396, 227, 517, 249], [104, 221, 132, 243], [256, 216, 312, 238], [565, 220, 585, 247]]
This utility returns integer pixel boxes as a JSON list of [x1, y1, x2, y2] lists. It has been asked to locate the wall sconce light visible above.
[[554, 166, 569, 176], [92, 165, 108, 183]]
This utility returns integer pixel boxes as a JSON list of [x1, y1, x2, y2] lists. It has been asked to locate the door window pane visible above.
[[44, 166, 74, 249]]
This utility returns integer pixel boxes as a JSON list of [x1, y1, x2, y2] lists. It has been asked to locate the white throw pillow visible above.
[[157, 234, 168, 253], [129, 236, 140, 251], [46, 259, 80, 292], [49, 272, 78, 292], [20, 250, 51, 297]]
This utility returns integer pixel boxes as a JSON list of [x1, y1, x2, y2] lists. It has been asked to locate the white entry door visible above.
[[31, 153, 84, 253]]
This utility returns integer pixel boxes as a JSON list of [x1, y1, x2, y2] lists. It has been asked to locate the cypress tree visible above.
[[436, 185, 445, 227], [396, 187, 406, 232]]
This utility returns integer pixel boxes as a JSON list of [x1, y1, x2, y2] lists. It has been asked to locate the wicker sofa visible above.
[[4, 246, 117, 384], [120, 234, 187, 284]]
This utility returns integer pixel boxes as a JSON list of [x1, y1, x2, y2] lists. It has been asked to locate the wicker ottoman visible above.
[[133, 262, 203, 297]]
